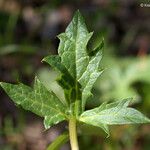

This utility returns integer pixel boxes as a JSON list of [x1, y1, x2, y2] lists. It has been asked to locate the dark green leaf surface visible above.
[[0, 77, 68, 129], [42, 55, 76, 106], [79, 98, 150, 135], [43, 11, 103, 113]]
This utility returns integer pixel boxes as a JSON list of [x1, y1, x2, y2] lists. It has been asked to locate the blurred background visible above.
[[0, 0, 150, 150]]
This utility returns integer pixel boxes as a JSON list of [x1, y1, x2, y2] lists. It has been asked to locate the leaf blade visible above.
[[0, 77, 68, 129], [79, 98, 150, 134], [56, 11, 104, 112]]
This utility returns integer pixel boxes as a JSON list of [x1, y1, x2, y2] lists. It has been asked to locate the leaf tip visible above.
[[41, 59, 44, 63], [73, 9, 85, 22], [106, 133, 110, 138], [41, 57, 47, 63], [145, 117, 150, 123], [0, 82, 6, 88], [0, 82, 4, 90], [75, 9, 81, 15]]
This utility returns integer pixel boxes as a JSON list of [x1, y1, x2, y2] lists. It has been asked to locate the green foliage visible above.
[[1, 10, 149, 149], [0, 77, 68, 129], [43, 11, 104, 118], [80, 98, 150, 136], [96, 56, 150, 103]]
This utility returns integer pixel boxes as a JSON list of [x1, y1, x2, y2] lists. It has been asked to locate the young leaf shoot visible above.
[[1, 10, 149, 150]]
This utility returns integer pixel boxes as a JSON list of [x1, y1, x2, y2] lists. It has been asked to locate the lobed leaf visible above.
[[79, 98, 150, 135], [43, 11, 104, 113], [0, 77, 68, 129]]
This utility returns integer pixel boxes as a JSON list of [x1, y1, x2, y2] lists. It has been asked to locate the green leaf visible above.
[[42, 55, 75, 106], [43, 11, 103, 113], [58, 11, 92, 79], [42, 55, 74, 89], [79, 98, 150, 135], [46, 132, 69, 150], [97, 56, 150, 104], [0, 77, 68, 129]]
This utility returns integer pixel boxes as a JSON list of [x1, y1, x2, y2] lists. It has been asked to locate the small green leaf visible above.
[[58, 11, 93, 80], [42, 55, 76, 106], [42, 55, 74, 89], [0, 77, 68, 129], [79, 98, 150, 135]]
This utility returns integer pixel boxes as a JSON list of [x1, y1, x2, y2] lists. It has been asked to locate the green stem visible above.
[[69, 117, 79, 150], [46, 132, 69, 150]]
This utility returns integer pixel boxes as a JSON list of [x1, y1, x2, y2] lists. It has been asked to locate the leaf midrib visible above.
[[80, 107, 126, 120]]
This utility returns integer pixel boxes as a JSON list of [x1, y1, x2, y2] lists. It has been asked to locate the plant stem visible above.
[[69, 117, 79, 150], [46, 132, 69, 150]]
